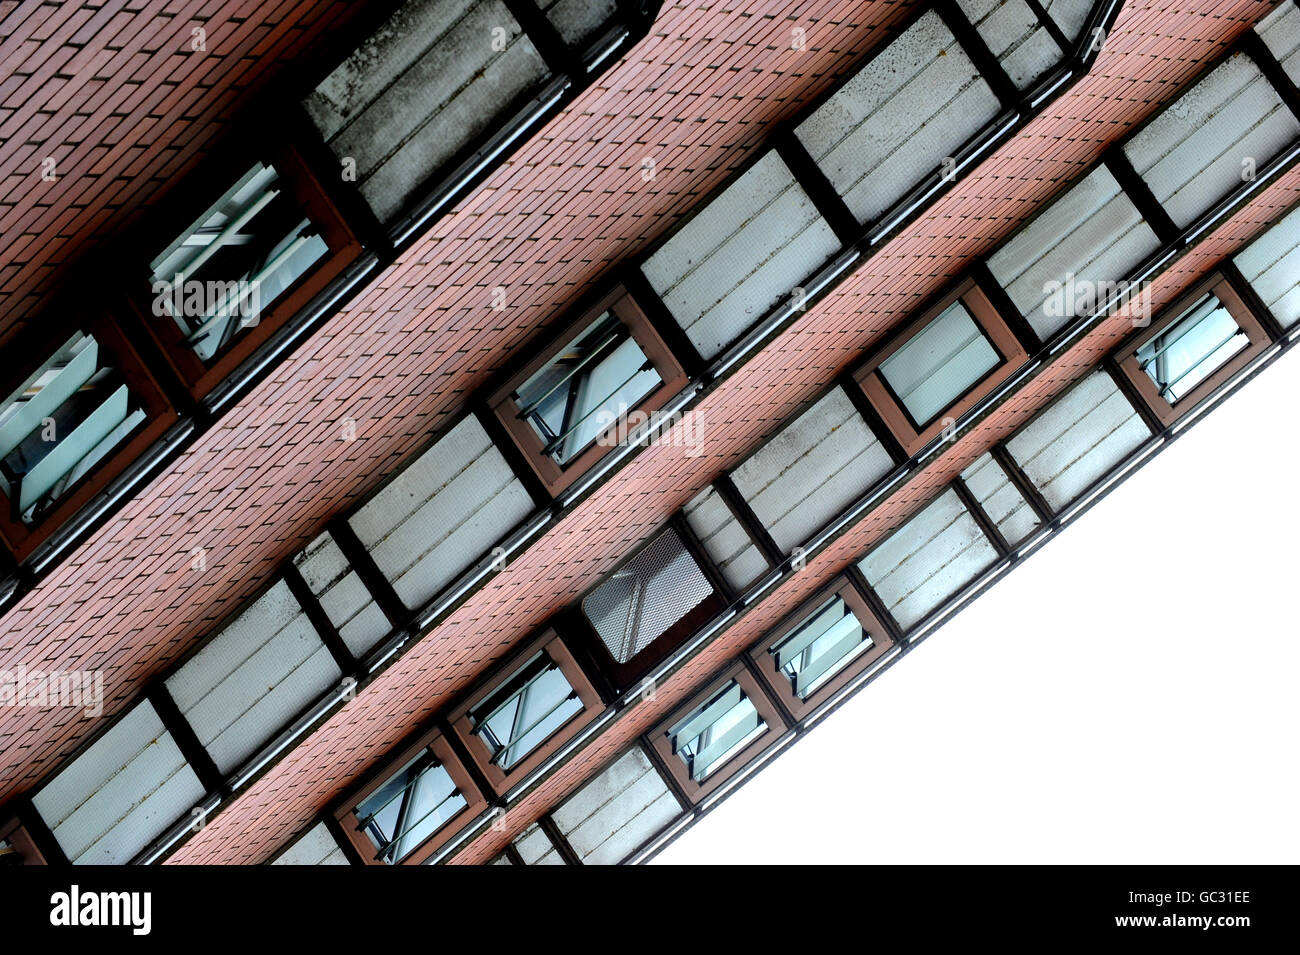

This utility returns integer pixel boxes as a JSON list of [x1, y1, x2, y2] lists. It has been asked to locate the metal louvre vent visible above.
[[582, 528, 713, 664]]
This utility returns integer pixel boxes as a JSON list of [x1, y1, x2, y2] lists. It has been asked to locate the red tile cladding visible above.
[[152, 1, 1286, 864]]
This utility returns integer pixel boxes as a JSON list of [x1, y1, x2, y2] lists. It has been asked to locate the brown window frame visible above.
[[333, 726, 486, 866], [649, 661, 787, 804], [127, 141, 361, 401], [0, 816, 46, 865], [854, 276, 1029, 456], [488, 286, 689, 496], [448, 629, 604, 795], [749, 575, 896, 722], [1114, 273, 1272, 428], [0, 311, 178, 562]]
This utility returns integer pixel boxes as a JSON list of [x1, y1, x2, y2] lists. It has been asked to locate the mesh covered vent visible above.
[[582, 528, 714, 664]]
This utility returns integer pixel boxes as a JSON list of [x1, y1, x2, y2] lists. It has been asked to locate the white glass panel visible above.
[[879, 300, 1000, 425]]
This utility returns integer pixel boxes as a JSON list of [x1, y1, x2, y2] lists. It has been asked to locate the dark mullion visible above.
[[638, 737, 694, 813], [1102, 354, 1168, 437], [11, 796, 70, 866], [671, 510, 738, 604], [951, 475, 1014, 559], [712, 473, 785, 567], [1220, 258, 1288, 342], [147, 683, 229, 797], [328, 519, 410, 629], [436, 716, 500, 812], [836, 370, 910, 465], [283, 563, 358, 675], [989, 442, 1056, 528], [739, 648, 798, 730], [323, 813, 368, 866], [1103, 152, 1182, 246], [473, 406, 555, 509], [503, 842, 527, 866], [503, 0, 576, 79], [934, 0, 1022, 113], [844, 562, 906, 645], [775, 136, 861, 247], [1239, 29, 1300, 126], [970, 261, 1044, 354], [619, 265, 707, 379], [536, 812, 584, 865], [1023, 0, 1072, 56]]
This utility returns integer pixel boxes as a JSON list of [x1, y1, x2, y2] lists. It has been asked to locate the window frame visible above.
[[1114, 273, 1272, 427], [488, 286, 689, 496], [333, 725, 486, 866], [854, 276, 1029, 455], [127, 141, 362, 400], [448, 629, 604, 795], [749, 576, 896, 721], [0, 311, 177, 561], [649, 661, 787, 804], [0, 816, 45, 865]]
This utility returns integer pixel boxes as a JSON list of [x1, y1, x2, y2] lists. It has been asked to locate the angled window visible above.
[[855, 277, 1028, 455], [1123, 53, 1300, 229], [1234, 200, 1300, 330], [335, 727, 484, 865], [491, 288, 688, 495], [578, 524, 728, 690], [0, 321, 173, 560], [650, 663, 785, 803], [141, 150, 359, 397], [1116, 275, 1271, 426], [751, 577, 895, 720], [449, 630, 603, 793]]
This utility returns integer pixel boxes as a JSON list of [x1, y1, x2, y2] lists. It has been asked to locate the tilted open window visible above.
[[855, 277, 1028, 455], [448, 630, 603, 794], [335, 727, 485, 865], [490, 287, 688, 495], [1115, 274, 1272, 426], [750, 577, 895, 720]]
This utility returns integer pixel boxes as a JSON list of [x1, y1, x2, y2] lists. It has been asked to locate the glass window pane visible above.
[[470, 653, 583, 770], [514, 311, 662, 465], [879, 300, 1000, 426], [0, 332, 145, 523], [769, 594, 874, 699], [1136, 295, 1247, 403], [668, 681, 766, 782], [354, 752, 465, 863], [150, 163, 328, 362]]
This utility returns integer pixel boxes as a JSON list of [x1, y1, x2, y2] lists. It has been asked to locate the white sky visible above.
[[656, 343, 1300, 865]]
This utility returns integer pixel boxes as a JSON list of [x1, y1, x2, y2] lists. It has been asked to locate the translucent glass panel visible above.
[[879, 300, 1001, 426], [730, 387, 894, 552], [513, 823, 565, 865], [149, 162, 327, 361], [1005, 370, 1150, 511], [681, 485, 768, 592], [353, 752, 467, 864], [304, 0, 549, 222], [768, 594, 875, 700], [272, 823, 350, 865], [582, 527, 714, 664], [795, 10, 1000, 225], [32, 701, 206, 865], [858, 488, 999, 630], [552, 747, 681, 865], [0, 331, 145, 523], [987, 166, 1161, 339], [1124, 54, 1300, 229], [668, 680, 766, 783], [642, 151, 840, 359], [1042, 0, 1095, 44], [1135, 294, 1249, 403], [1234, 201, 1300, 329], [468, 653, 583, 770], [958, 0, 1064, 90], [514, 311, 660, 464], [348, 415, 533, 610], [959, 452, 1040, 547], [166, 580, 342, 775], [294, 531, 390, 659], [1258, 1, 1300, 87], [540, 0, 618, 47]]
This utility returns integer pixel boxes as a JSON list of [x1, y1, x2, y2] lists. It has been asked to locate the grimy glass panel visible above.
[[150, 163, 327, 362], [668, 681, 765, 782], [1136, 295, 1247, 403], [514, 311, 661, 465], [769, 594, 874, 700], [879, 300, 1000, 426], [354, 752, 466, 863], [469, 652, 582, 770], [0, 331, 145, 523]]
